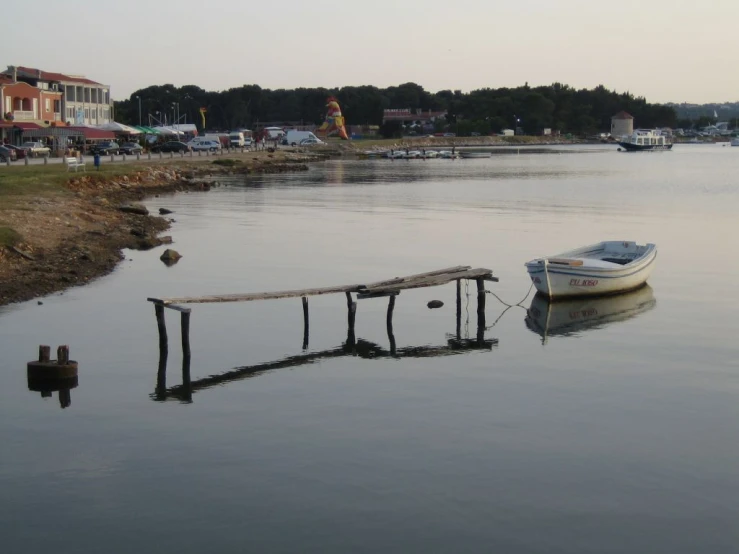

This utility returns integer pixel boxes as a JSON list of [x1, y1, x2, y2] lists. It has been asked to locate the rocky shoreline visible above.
[[0, 150, 330, 307]]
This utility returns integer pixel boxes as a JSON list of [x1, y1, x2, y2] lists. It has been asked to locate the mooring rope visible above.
[[486, 281, 535, 308]]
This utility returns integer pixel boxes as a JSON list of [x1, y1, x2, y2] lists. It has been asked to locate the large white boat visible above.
[[731, 137, 739, 147], [617, 129, 673, 152], [524, 241, 657, 299]]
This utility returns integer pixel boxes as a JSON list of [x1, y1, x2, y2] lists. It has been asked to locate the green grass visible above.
[[0, 226, 21, 247]]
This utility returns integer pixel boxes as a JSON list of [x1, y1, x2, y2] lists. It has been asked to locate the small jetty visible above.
[[147, 266, 499, 402]]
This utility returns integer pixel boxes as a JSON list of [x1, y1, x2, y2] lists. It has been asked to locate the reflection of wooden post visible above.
[[155, 304, 168, 355], [59, 388, 71, 409], [156, 346, 168, 400], [456, 279, 462, 340], [181, 311, 191, 359], [476, 278, 486, 344], [386, 295, 397, 356], [302, 297, 309, 350], [181, 353, 192, 403]]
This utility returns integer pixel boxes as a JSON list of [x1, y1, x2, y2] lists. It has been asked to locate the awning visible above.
[[135, 125, 160, 134], [0, 121, 14, 128], [14, 122, 43, 130], [97, 122, 141, 134], [66, 126, 115, 139]]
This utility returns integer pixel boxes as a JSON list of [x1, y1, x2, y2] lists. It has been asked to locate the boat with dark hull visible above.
[[618, 129, 673, 152]]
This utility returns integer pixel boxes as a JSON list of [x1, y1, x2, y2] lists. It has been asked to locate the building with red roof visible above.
[[1, 65, 112, 128]]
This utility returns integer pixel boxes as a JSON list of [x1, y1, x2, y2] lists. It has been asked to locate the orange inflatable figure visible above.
[[316, 96, 349, 140]]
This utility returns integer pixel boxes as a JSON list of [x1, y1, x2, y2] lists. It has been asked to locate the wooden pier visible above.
[[147, 265, 498, 400]]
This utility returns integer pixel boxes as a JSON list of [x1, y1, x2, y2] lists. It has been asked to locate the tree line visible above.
[[113, 82, 676, 137]]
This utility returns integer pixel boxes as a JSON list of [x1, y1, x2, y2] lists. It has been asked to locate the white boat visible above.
[[525, 285, 656, 343], [423, 150, 439, 159], [437, 150, 457, 159], [617, 129, 672, 152], [459, 150, 491, 158], [404, 150, 423, 159], [731, 137, 739, 147], [524, 241, 657, 299]]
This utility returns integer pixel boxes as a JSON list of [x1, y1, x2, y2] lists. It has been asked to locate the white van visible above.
[[283, 130, 324, 146], [188, 137, 222, 152], [229, 132, 245, 147]]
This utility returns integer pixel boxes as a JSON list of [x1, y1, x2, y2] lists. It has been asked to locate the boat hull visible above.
[[525, 243, 657, 299], [617, 142, 673, 152]]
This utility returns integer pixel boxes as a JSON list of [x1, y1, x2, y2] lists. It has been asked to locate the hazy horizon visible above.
[[2, 0, 737, 105]]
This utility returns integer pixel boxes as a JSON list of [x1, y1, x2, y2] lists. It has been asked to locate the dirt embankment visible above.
[[0, 150, 329, 306]]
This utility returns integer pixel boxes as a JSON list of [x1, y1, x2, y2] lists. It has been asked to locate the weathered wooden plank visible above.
[[364, 266, 470, 289], [363, 268, 494, 294], [158, 283, 365, 305]]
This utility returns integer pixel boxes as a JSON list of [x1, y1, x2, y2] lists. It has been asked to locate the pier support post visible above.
[[386, 295, 397, 356], [302, 297, 309, 350], [345, 292, 356, 349], [181, 311, 191, 359], [456, 279, 462, 340], [476, 278, 486, 344], [155, 303, 168, 356]]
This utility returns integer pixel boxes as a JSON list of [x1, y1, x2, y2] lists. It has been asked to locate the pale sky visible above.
[[2, 0, 736, 104]]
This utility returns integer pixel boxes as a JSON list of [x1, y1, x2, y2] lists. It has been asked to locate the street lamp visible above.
[[514, 115, 521, 135], [135, 95, 141, 126]]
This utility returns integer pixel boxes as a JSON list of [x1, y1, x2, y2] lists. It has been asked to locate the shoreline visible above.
[[0, 149, 332, 307]]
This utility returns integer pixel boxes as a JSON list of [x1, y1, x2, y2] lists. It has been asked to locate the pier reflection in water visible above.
[[153, 290, 497, 404], [525, 285, 657, 343]]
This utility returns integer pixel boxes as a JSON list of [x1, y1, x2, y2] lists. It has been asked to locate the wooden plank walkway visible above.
[[147, 266, 497, 306]]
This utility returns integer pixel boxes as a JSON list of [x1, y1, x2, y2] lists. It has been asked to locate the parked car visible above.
[[120, 142, 143, 155], [20, 141, 51, 157], [152, 141, 191, 153], [0, 145, 17, 162], [187, 138, 221, 152], [90, 141, 121, 155], [4, 145, 26, 159]]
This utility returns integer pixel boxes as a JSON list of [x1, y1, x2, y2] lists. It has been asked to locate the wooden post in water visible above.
[[386, 294, 397, 356], [302, 297, 309, 350], [39, 345, 51, 363], [456, 279, 462, 340], [57, 345, 69, 365], [155, 304, 168, 355], [181, 311, 191, 359], [476, 278, 486, 345], [346, 292, 356, 349]]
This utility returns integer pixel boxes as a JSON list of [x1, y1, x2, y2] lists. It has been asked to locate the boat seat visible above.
[[600, 257, 631, 265]]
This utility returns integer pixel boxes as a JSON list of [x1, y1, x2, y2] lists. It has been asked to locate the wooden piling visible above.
[[386, 295, 397, 356], [57, 345, 69, 365], [181, 311, 191, 359], [302, 297, 309, 350], [476, 278, 486, 344], [39, 345, 50, 363], [155, 303, 168, 354], [456, 279, 462, 339]]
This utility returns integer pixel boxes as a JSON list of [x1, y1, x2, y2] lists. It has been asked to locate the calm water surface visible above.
[[1, 144, 738, 553]]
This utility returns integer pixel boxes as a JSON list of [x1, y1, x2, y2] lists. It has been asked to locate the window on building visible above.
[[76, 86, 83, 102], [85, 108, 90, 119], [54, 100, 61, 113], [84, 88, 90, 103], [103, 90, 109, 104], [91, 88, 97, 103], [66, 85, 75, 102], [45, 98, 50, 111]]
